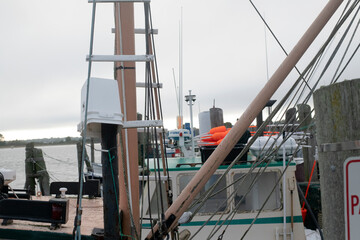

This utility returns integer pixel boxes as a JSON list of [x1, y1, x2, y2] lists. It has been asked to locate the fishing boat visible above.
[[167, 129, 195, 158], [1, 0, 358, 239], [141, 144, 305, 239]]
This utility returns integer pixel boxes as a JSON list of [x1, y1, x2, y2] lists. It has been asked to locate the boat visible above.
[[167, 128, 195, 158], [1, 0, 358, 239], [141, 152, 305, 239]]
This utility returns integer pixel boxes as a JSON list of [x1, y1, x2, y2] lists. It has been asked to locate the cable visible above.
[[331, 5, 360, 83], [249, 0, 312, 91], [297, 183, 324, 240]]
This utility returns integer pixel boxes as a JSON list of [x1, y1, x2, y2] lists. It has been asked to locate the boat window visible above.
[[233, 171, 281, 212], [178, 174, 227, 215], [146, 180, 170, 216]]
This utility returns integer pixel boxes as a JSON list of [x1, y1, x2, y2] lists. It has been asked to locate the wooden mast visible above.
[[146, 0, 343, 238], [114, 2, 140, 237]]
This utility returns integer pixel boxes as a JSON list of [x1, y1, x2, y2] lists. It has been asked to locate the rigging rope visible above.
[[141, 3, 174, 239], [331, 4, 360, 83], [42, 151, 75, 165], [31, 158, 61, 183], [189, 1, 360, 238], [249, 0, 312, 91]]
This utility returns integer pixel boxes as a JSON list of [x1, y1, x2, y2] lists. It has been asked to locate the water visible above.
[[0, 144, 101, 189]]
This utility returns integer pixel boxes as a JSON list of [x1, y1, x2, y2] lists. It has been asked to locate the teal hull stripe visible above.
[[148, 156, 296, 172], [142, 216, 303, 228]]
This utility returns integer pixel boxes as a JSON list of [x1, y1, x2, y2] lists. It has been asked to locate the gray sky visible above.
[[0, 0, 358, 140]]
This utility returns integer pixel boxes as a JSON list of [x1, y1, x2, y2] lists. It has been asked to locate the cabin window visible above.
[[146, 180, 170, 216], [178, 174, 227, 214], [233, 171, 281, 212]]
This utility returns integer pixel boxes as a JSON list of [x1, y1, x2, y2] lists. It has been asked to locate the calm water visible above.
[[0, 144, 101, 189]]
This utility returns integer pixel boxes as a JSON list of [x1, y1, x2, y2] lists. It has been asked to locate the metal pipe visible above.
[[282, 133, 286, 238], [186, 90, 196, 157], [76, 2, 97, 239]]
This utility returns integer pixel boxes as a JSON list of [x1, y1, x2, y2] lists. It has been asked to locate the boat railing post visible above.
[[282, 132, 287, 239]]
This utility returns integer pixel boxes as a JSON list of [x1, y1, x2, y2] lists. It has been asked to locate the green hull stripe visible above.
[[143, 216, 303, 228], [164, 161, 294, 172]]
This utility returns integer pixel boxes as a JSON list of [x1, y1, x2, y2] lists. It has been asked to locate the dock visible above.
[[0, 196, 103, 239]]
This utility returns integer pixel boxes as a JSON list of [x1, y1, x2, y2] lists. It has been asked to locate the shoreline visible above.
[[0, 138, 100, 149]]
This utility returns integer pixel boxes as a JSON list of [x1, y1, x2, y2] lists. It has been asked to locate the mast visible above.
[[146, 0, 343, 238], [177, 7, 183, 129], [185, 90, 196, 157], [114, 2, 140, 236]]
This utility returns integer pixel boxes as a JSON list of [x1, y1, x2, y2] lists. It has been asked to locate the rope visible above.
[[189, 35, 330, 236], [31, 159, 61, 182], [333, 43, 360, 83], [302, 160, 317, 210], [190, 133, 289, 239], [207, 133, 303, 239], [186, 0, 339, 229], [249, 0, 312, 91], [214, 113, 312, 239], [8, 185, 19, 199], [201, 5, 358, 231], [85, 143, 108, 153], [331, 5, 360, 83], [190, 158, 272, 239], [187, 1, 359, 238], [303, 0, 360, 104], [239, 154, 298, 239], [141, 3, 173, 238], [42, 151, 75, 165]]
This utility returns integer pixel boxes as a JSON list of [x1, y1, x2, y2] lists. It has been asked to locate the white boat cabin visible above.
[[140, 157, 305, 239]]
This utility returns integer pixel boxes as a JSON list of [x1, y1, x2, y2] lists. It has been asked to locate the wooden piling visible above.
[[101, 124, 120, 240], [24, 143, 50, 196], [313, 78, 360, 240], [297, 104, 318, 181]]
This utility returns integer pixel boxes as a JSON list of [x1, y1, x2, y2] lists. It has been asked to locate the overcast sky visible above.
[[0, 0, 358, 140]]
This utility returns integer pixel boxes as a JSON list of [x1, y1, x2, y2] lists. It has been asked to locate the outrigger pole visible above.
[[146, 0, 343, 239]]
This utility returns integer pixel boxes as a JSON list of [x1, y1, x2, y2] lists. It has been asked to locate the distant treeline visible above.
[[0, 137, 95, 148]]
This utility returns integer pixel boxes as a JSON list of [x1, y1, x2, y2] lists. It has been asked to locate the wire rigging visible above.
[[188, 1, 360, 239], [249, 0, 312, 91], [140, 2, 174, 239]]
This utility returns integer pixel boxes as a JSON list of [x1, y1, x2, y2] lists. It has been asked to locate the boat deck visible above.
[[0, 196, 103, 240]]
